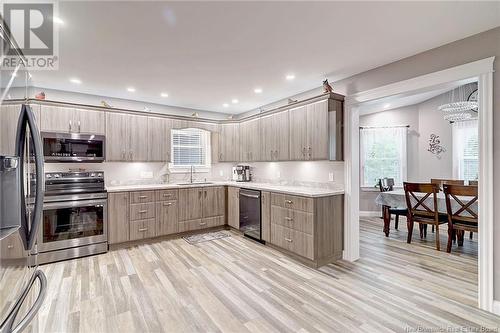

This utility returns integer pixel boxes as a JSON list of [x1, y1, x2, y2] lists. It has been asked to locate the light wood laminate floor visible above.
[[31, 218, 498, 333]]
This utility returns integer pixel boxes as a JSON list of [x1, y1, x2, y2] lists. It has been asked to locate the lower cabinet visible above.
[[156, 200, 178, 236], [227, 187, 239, 229], [108, 192, 130, 244], [130, 218, 156, 241]]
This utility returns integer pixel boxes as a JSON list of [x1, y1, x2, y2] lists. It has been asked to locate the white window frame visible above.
[[169, 128, 211, 173], [359, 126, 408, 188], [452, 119, 478, 181]]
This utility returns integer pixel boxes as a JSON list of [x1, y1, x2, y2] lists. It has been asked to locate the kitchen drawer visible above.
[[156, 189, 178, 201], [130, 218, 156, 240], [130, 202, 156, 220], [203, 216, 225, 228], [271, 193, 313, 213], [130, 191, 156, 203], [271, 206, 313, 235], [271, 224, 314, 260]]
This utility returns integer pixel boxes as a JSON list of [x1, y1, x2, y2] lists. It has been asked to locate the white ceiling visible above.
[[29, 1, 500, 114]]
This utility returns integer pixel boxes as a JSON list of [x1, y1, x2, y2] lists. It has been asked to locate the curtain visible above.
[[452, 119, 478, 180], [360, 126, 407, 186]]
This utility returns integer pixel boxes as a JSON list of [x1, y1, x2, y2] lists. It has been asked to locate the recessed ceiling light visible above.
[[127, 87, 136, 92], [254, 88, 263, 94], [160, 92, 168, 97], [70, 78, 81, 84], [223, 103, 229, 108], [286, 74, 295, 80], [383, 103, 391, 108], [53, 16, 65, 25], [232, 99, 239, 104]]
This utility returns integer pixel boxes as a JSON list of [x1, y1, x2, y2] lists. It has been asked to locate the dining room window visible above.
[[170, 128, 211, 171], [360, 126, 408, 187], [452, 119, 478, 181]]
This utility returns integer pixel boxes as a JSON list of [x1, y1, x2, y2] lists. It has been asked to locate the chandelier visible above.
[[438, 84, 478, 122]]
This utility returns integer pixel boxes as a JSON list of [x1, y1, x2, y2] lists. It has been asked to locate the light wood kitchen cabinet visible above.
[[106, 113, 148, 161], [269, 192, 343, 267], [0, 232, 25, 259], [240, 118, 261, 161], [0, 104, 40, 155], [202, 186, 225, 218], [130, 219, 156, 241], [227, 187, 239, 229], [148, 117, 172, 162], [40, 105, 104, 134], [178, 188, 203, 221], [219, 123, 240, 161], [289, 100, 329, 160], [108, 192, 130, 244], [156, 200, 178, 236], [261, 111, 289, 161]]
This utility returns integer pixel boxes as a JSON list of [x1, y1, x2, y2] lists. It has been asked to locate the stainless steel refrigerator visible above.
[[0, 24, 47, 333]]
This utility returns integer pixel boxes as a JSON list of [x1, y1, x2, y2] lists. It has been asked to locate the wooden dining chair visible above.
[[403, 182, 448, 250], [378, 178, 408, 230], [430, 178, 465, 190], [443, 184, 478, 253]]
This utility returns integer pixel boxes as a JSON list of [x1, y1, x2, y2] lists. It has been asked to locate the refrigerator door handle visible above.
[[2, 270, 47, 333], [15, 104, 45, 251]]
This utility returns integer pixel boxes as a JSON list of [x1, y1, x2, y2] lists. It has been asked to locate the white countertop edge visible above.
[[105, 182, 344, 197]]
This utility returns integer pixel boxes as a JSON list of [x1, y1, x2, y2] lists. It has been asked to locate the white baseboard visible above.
[[359, 211, 380, 217], [493, 300, 500, 315]]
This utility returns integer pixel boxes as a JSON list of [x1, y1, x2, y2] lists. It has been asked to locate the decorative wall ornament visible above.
[[322, 79, 333, 93], [427, 134, 446, 159], [35, 91, 45, 100]]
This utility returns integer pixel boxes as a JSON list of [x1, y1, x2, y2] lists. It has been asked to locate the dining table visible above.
[[375, 189, 479, 237]]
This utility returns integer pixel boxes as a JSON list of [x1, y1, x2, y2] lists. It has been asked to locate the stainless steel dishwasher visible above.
[[239, 189, 262, 242]]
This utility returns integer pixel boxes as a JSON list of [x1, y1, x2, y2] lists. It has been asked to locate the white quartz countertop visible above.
[[105, 181, 344, 198]]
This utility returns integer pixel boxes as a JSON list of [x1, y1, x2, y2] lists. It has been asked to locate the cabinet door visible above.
[[128, 114, 149, 161], [289, 105, 308, 160], [148, 117, 172, 162], [227, 187, 239, 229], [156, 200, 178, 236], [179, 188, 203, 221], [108, 192, 130, 244], [219, 123, 239, 162], [106, 113, 129, 161], [261, 191, 271, 242], [0, 104, 21, 155], [202, 186, 225, 218], [40, 105, 75, 133], [306, 100, 329, 160], [239, 121, 249, 162], [247, 118, 261, 161], [262, 112, 289, 161], [75, 108, 105, 134]]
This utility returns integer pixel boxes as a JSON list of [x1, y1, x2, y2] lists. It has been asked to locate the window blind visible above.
[[171, 128, 210, 167]]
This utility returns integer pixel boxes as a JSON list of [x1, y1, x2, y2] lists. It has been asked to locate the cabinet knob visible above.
[[285, 200, 293, 204], [163, 202, 172, 206], [284, 238, 293, 242], [139, 210, 148, 213], [284, 217, 293, 221], [138, 228, 148, 232], [139, 195, 148, 199], [7, 245, 14, 249], [199, 222, 207, 226]]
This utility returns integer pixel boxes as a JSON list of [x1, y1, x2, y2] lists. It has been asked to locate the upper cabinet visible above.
[[289, 99, 336, 161], [106, 113, 148, 161], [261, 111, 289, 161], [219, 123, 240, 162], [240, 118, 261, 162], [147, 116, 172, 162], [40, 105, 105, 134]]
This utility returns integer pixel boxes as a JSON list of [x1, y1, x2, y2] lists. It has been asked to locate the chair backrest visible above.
[[468, 180, 478, 186], [403, 182, 440, 220], [378, 178, 395, 192], [443, 184, 478, 227], [430, 178, 465, 191]]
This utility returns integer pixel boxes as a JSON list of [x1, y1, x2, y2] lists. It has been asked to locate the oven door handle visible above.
[[43, 199, 107, 210]]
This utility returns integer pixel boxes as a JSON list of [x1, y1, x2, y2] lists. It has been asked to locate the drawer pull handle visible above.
[[163, 194, 172, 197], [139, 210, 148, 213], [7, 245, 14, 249], [284, 238, 293, 242], [285, 200, 293, 204], [138, 228, 148, 232], [139, 195, 148, 199], [200, 222, 207, 225], [284, 217, 293, 221]]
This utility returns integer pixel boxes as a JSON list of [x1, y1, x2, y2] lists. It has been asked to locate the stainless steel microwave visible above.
[[41, 132, 106, 163]]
